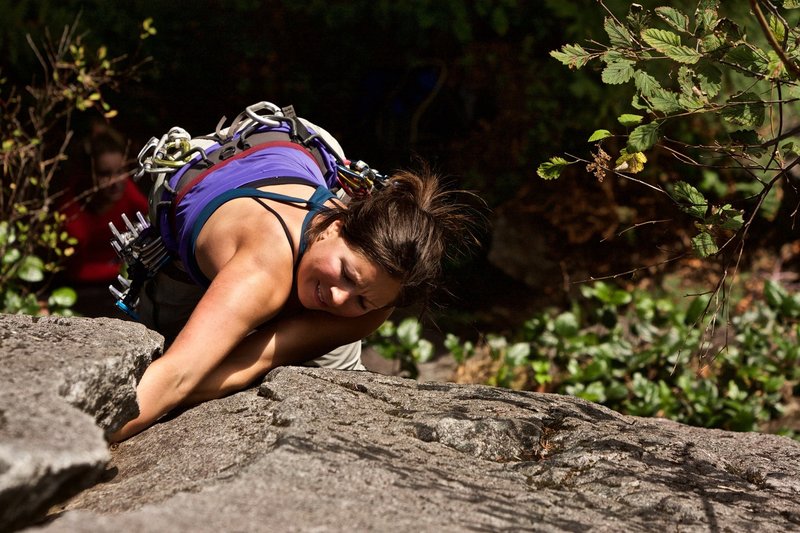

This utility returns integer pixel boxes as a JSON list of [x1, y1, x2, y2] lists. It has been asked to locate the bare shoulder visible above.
[[195, 195, 299, 283]]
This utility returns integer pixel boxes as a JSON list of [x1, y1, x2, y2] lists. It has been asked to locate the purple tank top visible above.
[[159, 127, 339, 286]]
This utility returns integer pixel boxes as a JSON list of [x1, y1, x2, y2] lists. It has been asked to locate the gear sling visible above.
[[109, 101, 387, 318]]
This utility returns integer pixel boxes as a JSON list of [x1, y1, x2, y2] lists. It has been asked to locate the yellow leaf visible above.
[[615, 149, 648, 174]]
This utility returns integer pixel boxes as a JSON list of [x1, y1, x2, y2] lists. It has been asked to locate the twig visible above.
[[749, 0, 800, 79]]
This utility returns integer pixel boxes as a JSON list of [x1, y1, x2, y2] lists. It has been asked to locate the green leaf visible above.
[[604, 17, 633, 47], [672, 181, 708, 218], [700, 33, 725, 53], [618, 114, 644, 127], [785, 0, 800, 8], [414, 339, 434, 363], [692, 231, 718, 257], [505, 342, 531, 366], [781, 141, 798, 158], [3, 247, 21, 265], [633, 70, 662, 97], [685, 295, 709, 325], [48, 287, 78, 308], [696, 1, 720, 34], [709, 204, 744, 231], [655, 6, 690, 33], [764, 280, 788, 310], [650, 90, 684, 113], [588, 129, 612, 142], [696, 62, 722, 97], [550, 44, 594, 69], [664, 45, 702, 64], [602, 59, 635, 84], [641, 28, 701, 64], [16, 255, 45, 282], [626, 3, 649, 34], [627, 122, 660, 152], [677, 93, 707, 110], [593, 282, 632, 306], [396, 317, 421, 347], [537, 156, 572, 180], [642, 28, 681, 48], [721, 92, 765, 130], [768, 14, 786, 43], [554, 312, 579, 337], [725, 45, 770, 76]]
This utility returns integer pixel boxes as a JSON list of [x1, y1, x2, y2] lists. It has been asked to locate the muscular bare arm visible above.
[[184, 306, 392, 404], [110, 250, 292, 442]]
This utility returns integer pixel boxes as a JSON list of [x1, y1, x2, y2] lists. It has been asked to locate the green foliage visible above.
[[541, 0, 800, 263], [368, 317, 434, 379], [443, 280, 800, 437], [366, 279, 799, 438], [1, 22, 135, 315]]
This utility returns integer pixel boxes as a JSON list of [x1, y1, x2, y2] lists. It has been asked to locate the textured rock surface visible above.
[[38, 367, 800, 532], [0, 314, 162, 531]]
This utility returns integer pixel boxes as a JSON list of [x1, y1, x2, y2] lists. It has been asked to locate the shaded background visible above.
[[3, 0, 792, 336]]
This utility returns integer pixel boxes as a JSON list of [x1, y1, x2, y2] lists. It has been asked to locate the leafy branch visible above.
[[1, 18, 145, 314], [538, 0, 800, 356]]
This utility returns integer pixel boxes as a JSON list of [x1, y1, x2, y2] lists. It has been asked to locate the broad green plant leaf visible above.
[[721, 92, 765, 130], [650, 90, 684, 113], [602, 59, 635, 84], [655, 6, 690, 33], [3, 247, 21, 265], [588, 129, 612, 142], [16, 255, 45, 282], [627, 122, 660, 152], [618, 113, 644, 127], [684, 295, 709, 325], [604, 17, 633, 47], [537, 156, 571, 180], [591, 281, 632, 306], [724, 46, 770, 76], [396, 317, 421, 347], [785, 0, 800, 8], [764, 279, 789, 310], [641, 28, 701, 64], [692, 230, 718, 257], [709, 204, 744, 231], [554, 312, 579, 337], [696, 62, 722, 97], [634, 70, 662, 97], [414, 339, 434, 363], [506, 342, 531, 366], [550, 44, 593, 69], [672, 181, 708, 218], [48, 287, 78, 308]]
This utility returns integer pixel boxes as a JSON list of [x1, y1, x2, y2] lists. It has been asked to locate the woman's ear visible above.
[[318, 219, 343, 241]]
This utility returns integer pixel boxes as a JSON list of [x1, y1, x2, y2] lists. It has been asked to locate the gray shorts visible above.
[[138, 267, 365, 371]]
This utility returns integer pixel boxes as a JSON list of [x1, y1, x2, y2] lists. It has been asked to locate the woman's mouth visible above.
[[316, 284, 326, 307]]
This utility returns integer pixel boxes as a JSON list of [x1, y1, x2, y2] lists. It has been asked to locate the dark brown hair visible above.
[[307, 169, 482, 308]]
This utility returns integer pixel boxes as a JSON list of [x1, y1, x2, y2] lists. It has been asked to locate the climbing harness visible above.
[[108, 101, 387, 319]]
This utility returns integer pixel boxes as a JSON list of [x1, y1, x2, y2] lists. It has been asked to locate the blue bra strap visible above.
[[188, 185, 337, 287], [298, 186, 338, 256]]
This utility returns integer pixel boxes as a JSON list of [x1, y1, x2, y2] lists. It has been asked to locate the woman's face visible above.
[[94, 151, 127, 203], [297, 220, 400, 317]]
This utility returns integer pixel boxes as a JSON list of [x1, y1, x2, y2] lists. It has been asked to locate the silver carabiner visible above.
[[245, 101, 284, 128]]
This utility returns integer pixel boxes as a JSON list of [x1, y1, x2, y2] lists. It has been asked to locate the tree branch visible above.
[[749, 0, 800, 79]]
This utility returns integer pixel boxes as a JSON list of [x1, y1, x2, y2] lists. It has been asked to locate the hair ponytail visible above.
[[309, 167, 484, 308]]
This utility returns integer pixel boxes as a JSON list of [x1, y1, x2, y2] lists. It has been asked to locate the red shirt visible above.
[[61, 180, 149, 283]]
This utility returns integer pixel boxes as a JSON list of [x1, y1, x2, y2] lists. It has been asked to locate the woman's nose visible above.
[[330, 286, 351, 306]]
